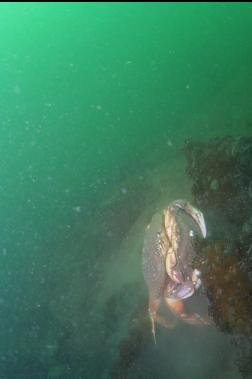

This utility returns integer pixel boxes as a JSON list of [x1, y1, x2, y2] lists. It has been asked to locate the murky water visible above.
[[0, 3, 252, 378]]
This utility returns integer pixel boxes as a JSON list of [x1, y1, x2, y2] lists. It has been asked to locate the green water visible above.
[[0, 3, 252, 378]]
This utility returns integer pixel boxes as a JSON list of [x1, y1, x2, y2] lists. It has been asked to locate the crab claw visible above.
[[173, 200, 207, 238]]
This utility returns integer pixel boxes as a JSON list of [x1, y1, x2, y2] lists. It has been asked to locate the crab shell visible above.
[[164, 204, 203, 299]]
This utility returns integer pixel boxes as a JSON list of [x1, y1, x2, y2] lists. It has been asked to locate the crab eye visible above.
[[189, 230, 194, 237]]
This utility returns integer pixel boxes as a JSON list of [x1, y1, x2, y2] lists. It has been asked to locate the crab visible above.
[[142, 199, 209, 343]]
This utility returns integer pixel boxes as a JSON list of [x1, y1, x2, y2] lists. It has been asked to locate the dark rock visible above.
[[184, 136, 252, 378]]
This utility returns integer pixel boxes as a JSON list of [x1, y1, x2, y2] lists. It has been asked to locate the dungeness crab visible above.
[[143, 199, 209, 343]]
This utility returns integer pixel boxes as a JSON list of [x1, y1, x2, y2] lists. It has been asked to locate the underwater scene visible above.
[[1, 2, 252, 378]]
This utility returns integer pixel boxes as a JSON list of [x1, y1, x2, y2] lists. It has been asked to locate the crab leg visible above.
[[165, 298, 210, 325], [149, 298, 174, 343]]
